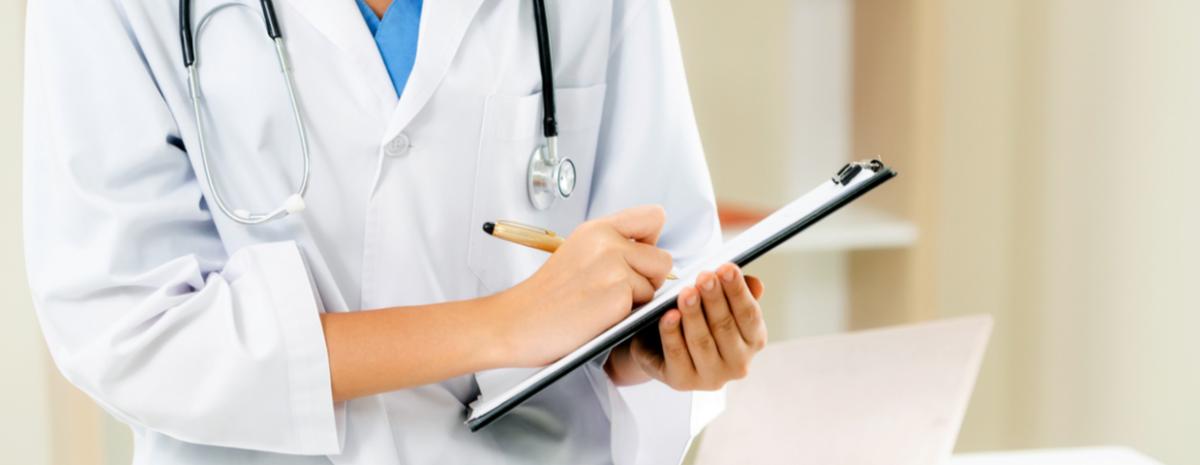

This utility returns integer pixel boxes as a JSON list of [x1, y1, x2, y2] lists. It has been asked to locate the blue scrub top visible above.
[[355, 0, 423, 97]]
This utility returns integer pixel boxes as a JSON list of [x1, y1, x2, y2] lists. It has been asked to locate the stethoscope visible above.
[[179, 0, 574, 225]]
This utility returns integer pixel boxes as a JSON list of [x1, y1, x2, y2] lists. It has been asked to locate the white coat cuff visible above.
[[241, 242, 340, 454]]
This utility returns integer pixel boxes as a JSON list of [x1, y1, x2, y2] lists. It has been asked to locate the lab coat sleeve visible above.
[[22, 1, 339, 455], [584, 0, 725, 463]]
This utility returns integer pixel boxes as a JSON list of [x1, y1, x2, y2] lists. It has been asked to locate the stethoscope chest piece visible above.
[[528, 137, 576, 210]]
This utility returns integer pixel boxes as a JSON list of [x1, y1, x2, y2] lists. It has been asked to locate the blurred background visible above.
[[2, 0, 1197, 463]]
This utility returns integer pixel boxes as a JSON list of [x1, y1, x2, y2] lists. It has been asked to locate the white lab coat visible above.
[[23, 0, 722, 463]]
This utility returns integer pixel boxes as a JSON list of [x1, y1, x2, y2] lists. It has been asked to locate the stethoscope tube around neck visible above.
[[179, 0, 312, 225], [176, 0, 565, 223]]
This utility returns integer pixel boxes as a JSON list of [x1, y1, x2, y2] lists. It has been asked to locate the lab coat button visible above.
[[385, 133, 411, 157]]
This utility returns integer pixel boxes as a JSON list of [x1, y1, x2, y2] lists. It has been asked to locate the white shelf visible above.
[[722, 206, 917, 253]]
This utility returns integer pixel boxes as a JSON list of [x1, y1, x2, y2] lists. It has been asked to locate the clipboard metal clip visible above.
[[833, 158, 886, 185]]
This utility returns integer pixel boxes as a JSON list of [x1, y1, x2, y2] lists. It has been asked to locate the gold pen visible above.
[[482, 220, 677, 280]]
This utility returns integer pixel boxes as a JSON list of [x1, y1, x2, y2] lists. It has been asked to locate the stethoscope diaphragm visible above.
[[527, 137, 576, 211]]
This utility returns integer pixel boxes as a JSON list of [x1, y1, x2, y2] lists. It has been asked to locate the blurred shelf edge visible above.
[[720, 204, 917, 253]]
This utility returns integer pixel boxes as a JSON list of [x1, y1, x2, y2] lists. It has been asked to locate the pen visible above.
[[482, 220, 677, 280]]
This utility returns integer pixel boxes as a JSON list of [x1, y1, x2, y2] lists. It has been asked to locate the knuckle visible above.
[[692, 333, 715, 350], [712, 314, 739, 334], [577, 220, 602, 237], [754, 330, 769, 350], [735, 304, 761, 325], [656, 249, 674, 270], [634, 287, 654, 303], [668, 374, 693, 391], [604, 266, 625, 285], [598, 235, 620, 253], [699, 378, 724, 391], [666, 342, 689, 359], [648, 205, 666, 227], [667, 337, 686, 357], [634, 203, 664, 221]]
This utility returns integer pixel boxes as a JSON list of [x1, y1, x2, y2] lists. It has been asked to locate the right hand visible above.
[[499, 205, 674, 367]]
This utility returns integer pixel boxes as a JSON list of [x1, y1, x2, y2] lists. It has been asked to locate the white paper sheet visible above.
[[692, 316, 993, 465]]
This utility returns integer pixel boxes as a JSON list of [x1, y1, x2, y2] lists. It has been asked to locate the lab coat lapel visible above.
[[385, 0, 487, 135], [283, 0, 396, 102]]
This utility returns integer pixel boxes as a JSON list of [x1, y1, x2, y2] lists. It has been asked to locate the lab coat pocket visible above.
[[467, 84, 608, 294]]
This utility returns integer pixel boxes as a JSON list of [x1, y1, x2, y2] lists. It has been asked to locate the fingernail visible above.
[[702, 275, 716, 291], [720, 267, 736, 282], [683, 292, 698, 307]]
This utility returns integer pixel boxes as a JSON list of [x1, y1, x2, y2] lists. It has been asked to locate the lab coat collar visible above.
[[284, 0, 486, 138], [385, 0, 487, 136], [283, 0, 396, 103]]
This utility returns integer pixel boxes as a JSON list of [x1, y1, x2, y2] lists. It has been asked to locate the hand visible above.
[[606, 263, 767, 390], [499, 205, 674, 367]]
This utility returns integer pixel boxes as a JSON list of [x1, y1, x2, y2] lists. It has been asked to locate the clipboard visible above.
[[466, 159, 898, 431]]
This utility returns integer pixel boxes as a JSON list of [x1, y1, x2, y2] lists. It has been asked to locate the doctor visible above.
[[24, 0, 767, 463]]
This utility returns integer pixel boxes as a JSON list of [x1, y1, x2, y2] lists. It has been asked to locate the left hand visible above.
[[606, 263, 767, 390]]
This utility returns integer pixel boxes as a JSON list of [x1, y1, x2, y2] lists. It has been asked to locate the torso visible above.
[[118, 0, 630, 463]]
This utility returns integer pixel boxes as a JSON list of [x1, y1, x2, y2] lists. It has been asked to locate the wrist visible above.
[[476, 284, 531, 368]]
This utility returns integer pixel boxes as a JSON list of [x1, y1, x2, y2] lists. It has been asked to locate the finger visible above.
[[627, 273, 657, 305], [696, 271, 747, 362], [602, 205, 666, 245], [654, 309, 696, 381], [623, 242, 674, 288], [718, 264, 767, 349], [678, 286, 722, 373], [746, 275, 765, 300]]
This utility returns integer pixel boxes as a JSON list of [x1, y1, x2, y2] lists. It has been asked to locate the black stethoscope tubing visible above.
[[180, 0, 558, 138], [531, 0, 557, 139], [180, 0, 284, 67]]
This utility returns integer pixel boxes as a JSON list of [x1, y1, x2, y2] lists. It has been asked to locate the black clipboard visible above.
[[466, 159, 897, 431]]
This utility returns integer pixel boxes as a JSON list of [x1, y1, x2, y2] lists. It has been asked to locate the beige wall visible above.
[[854, 0, 1200, 462], [0, 1, 52, 463], [935, 0, 1022, 450], [1010, 1, 1200, 460], [674, 0, 797, 208]]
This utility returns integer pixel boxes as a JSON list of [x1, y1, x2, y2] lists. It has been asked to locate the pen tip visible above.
[[482, 222, 495, 235]]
